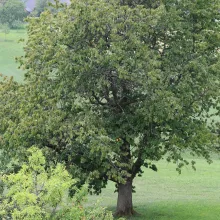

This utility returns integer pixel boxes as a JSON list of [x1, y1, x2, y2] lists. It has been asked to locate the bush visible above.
[[0, 147, 115, 220], [11, 20, 25, 29]]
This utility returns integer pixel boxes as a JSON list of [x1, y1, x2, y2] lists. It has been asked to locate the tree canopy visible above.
[[31, 0, 50, 17], [1, 0, 220, 216], [0, 0, 27, 27]]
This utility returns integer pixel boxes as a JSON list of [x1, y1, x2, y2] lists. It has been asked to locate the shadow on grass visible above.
[[0, 39, 14, 42], [106, 202, 220, 220], [107, 206, 174, 220]]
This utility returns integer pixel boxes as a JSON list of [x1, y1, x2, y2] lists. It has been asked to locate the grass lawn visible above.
[[88, 155, 220, 219], [0, 29, 26, 82]]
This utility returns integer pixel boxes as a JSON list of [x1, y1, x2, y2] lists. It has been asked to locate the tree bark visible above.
[[115, 179, 135, 216]]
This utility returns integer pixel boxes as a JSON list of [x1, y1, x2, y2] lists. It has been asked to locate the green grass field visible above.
[[0, 29, 26, 82], [88, 156, 220, 219]]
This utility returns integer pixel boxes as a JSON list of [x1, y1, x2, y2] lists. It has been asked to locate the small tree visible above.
[[0, 147, 75, 219], [0, 147, 115, 220], [1, 23, 10, 40]]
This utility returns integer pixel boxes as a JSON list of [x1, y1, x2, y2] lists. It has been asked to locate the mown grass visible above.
[[88, 155, 220, 219], [130, 202, 220, 220], [0, 29, 26, 82]]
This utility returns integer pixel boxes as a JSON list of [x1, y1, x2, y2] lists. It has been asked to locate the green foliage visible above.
[[56, 203, 116, 220], [19, 0, 220, 182], [11, 20, 25, 29], [0, 147, 114, 220], [0, 0, 220, 214], [0, 146, 74, 219], [0, 0, 7, 7], [85, 201, 118, 220], [0, 175, 4, 198], [0, 0, 27, 27], [31, 0, 50, 17], [1, 23, 10, 39]]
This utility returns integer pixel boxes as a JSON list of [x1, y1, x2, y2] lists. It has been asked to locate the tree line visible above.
[[0, 0, 58, 29]]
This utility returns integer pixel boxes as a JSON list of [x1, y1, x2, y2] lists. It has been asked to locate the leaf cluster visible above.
[[0, 147, 115, 220]]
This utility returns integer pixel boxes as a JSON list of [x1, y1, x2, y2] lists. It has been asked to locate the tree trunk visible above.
[[115, 179, 135, 216]]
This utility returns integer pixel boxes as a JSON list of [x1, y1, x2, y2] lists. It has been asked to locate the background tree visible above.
[[0, 0, 7, 7], [1, 0, 220, 217], [0, 0, 27, 28], [1, 23, 10, 40], [31, 0, 50, 17]]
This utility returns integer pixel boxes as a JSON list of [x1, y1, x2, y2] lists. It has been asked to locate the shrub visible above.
[[0, 147, 115, 220], [11, 20, 24, 29]]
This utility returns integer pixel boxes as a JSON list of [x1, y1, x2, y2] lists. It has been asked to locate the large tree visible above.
[[1, 0, 220, 216], [0, 0, 27, 27]]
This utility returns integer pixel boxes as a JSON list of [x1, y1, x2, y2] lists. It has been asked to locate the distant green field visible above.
[[0, 29, 26, 82], [88, 156, 220, 219]]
